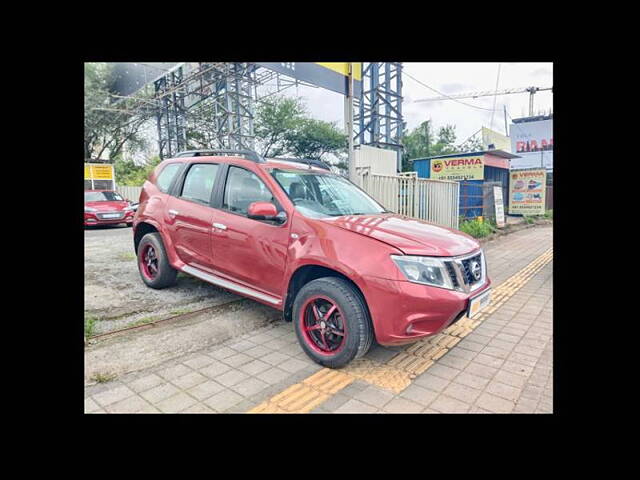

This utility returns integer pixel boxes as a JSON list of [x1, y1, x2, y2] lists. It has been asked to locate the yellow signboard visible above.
[[315, 62, 362, 81], [85, 163, 114, 180], [508, 168, 546, 215], [431, 155, 484, 181], [481, 127, 511, 152]]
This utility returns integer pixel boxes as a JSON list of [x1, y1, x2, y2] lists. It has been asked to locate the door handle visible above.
[[168, 209, 178, 217], [212, 222, 227, 230]]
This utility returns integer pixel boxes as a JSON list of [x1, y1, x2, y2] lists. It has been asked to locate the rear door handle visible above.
[[212, 222, 227, 230], [168, 209, 178, 217]]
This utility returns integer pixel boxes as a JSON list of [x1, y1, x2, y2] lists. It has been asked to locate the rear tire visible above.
[[137, 232, 177, 289], [293, 277, 373, 368]]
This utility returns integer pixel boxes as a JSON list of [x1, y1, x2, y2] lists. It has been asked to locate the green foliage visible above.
[[84, 62, 153, 160], [84, 315, 97, 338], [459, 218, 495, 238], [91, 372, 117, 383], [544, 209, 553, 219], [254, 97, 306, 157], [284, 118, 347, 160], [114, 155, 161, 186], [401, 121, 476, 172], [523, 215, 536, 224], [253, 96, 346, 162]]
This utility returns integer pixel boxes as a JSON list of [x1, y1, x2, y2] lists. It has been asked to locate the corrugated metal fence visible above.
[[116, 185, 143, 202], [356, 172, 459, 229]]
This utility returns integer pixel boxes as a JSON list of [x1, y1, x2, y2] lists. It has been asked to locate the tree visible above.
[[254, 96, 306, 157], [284, 118, 347, 160], [252, 95, 347, 162], [401, 121, 485, 171], [458, 135, 483, 153], [114, 155, 162, 186], [84, 63, 153, 160]]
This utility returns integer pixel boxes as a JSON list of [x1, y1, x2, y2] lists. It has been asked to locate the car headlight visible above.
[[123, 206, 133, 212], [391, 255, 455, 290], [85, 206, 97, 212]]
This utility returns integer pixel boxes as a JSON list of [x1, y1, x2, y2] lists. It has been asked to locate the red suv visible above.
[[133, 150, 491, 368]]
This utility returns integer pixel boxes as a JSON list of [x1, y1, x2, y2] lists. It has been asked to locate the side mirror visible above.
[[247, 202, 285, 223]]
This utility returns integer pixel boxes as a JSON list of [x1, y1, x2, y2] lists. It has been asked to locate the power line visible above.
[[403, 70, 496, 112]]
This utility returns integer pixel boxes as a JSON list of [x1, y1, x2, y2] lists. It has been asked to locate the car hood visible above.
[[321, 213, 479, 257], [85, 201, 129, 211]]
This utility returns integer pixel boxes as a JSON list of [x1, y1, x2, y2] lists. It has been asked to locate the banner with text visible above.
[[508, 168, 546, 215], [509, 118, 553, 171], [430, 156, 484, 181]]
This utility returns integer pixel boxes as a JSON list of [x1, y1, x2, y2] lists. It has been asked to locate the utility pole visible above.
[[346, 63, 355, 182], [504, 105, 508, 136], [527, 87, 539, 116]]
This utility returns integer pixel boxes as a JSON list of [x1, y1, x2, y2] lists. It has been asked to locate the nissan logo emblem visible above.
[[470, 261, 482, 281]]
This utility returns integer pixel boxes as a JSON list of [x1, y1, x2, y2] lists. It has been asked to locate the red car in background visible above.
[[84, 190, 136, 227]]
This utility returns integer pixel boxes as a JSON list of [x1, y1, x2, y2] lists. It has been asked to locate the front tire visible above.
[[137, 232, 177, 289], [293, 277, 373, 368]]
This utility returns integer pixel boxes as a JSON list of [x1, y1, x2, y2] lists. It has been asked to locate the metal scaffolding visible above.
[[354, 63, 404, 171], [150, 62, 404, 162]]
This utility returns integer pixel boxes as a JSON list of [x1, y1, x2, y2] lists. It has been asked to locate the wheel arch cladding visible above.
[[283, 264, 371, 324], [133, 222, 159, 253]]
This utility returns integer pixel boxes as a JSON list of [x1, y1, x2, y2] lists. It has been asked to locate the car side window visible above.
[[180, 163, 219, 205], [156, 163, 182, 193], [223, 166, 275, 216]]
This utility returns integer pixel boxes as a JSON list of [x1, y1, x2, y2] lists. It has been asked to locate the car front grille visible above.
[[445, 251, 485, 292], [461, 253, 483, 286]]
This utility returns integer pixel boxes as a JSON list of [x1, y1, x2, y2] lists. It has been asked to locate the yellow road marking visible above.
[[248, 248, 553, 413]]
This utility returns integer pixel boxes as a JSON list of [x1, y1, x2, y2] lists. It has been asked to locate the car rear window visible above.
[[156, 163, 182, 193], [180, 163, 220, 204]]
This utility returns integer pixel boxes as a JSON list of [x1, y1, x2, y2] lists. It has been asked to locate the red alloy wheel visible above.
[[299, 295, 347, 355], [140, 244, 159, 280]]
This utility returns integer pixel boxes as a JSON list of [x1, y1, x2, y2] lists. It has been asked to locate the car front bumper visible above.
[[361, 275, 492, 346], [84, 211, 134, 226]]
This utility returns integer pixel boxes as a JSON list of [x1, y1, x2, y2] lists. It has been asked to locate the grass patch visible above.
[[84, 315, 98, 337], [170, 308, 193, 316], [91, 372, 117, 383], [126, 315, 160, 328], [544, 209, 553, 219], [118, 252, 136, 261], [523, 215, 536, 224], [459, 218, 496, 238]]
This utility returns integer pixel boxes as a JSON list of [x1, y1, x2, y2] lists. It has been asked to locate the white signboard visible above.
[[510, 118, 553, 171], [493, 186, 505, 228]]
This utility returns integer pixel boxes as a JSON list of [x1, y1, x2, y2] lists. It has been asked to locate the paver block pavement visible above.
[[92, 384, 135, 407], [335, 399, 379, 413], [127, 373, 165, 393]]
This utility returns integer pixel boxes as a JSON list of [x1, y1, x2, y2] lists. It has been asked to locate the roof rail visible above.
[[268, 157, 332, 171], [174, 149, 265, 163]]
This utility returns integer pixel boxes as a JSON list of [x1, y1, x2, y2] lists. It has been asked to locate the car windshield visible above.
[[85, 191, 124, 202], [270, 169, 387, 218]]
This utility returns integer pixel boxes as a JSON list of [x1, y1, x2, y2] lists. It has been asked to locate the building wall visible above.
[[354, 145, 397, 176]]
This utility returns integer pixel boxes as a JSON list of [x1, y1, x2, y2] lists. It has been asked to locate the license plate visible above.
[[102, 213, 120, 219], [468, 289, 491, 318]]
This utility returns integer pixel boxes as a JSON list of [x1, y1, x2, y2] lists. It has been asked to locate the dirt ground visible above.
[[84, 225, 243, 335]]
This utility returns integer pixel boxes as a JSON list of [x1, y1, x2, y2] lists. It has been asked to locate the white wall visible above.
[[354, 145, 397, 176]]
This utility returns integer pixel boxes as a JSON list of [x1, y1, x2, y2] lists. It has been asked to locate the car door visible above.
[[164, 162, 221, 272], [210, 165, 291, 298]]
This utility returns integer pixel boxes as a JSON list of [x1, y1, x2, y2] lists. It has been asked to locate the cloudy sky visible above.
[[275, 62, 553, 144]]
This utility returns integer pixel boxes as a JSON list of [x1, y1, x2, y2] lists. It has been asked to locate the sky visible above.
[[274, 62, 553, 145]]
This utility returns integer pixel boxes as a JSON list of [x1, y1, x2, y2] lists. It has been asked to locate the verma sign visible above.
[[430, 156, 484, 181]]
